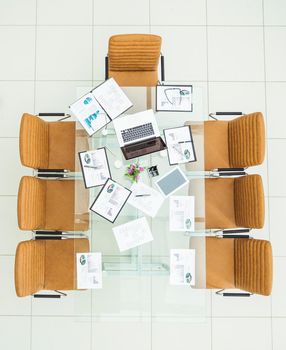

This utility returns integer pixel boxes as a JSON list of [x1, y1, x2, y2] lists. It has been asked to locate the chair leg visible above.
[[33, 290, 67, 299], [216, 289, 252, 297], [160, 54, 165, 82], [105, 56, 109, 80]]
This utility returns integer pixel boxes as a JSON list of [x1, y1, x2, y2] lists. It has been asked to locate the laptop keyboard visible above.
[[121, 123, 155, 143]]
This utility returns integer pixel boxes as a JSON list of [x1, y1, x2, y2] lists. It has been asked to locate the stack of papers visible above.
[[128, 182, 164, 218], [112, 217, 153, 252]]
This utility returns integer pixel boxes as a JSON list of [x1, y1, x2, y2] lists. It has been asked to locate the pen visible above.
[[135, 194, 151, 197]]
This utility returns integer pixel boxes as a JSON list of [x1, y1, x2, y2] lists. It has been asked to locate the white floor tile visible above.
[[150, 0, 206, 25], [208, 82, 265, 116], [269, 197, 286, 257], [151, 27, 207, 81], [32, 316, 91, 350], [36, 26, 92, 81], [0, 257, 31, 315], [35, 81, 92, 114], [94, 0, 149, 25], [266, 83, 286, 138], [37, 0, 93, 25], [265, 27, 286, 81], [0, 27, 35, 80], [0, 138, 32, 196], [0, 316, 30, 349], [212, 318, 272, 350], [268, 139, 286, 196], [212, 290, 271, 317], [92, 317, 151, 350], [207, 0, 263, 25], [152, 318, 211, 350], [273, 318, 286, 350], [264, 0, 286, 25], [151, 276, 211, 318], [93, 26, 149, 81], [32, 290, 92, 316], [0, 82, 34, 137], [0, 197, 30, 255], [272, 257, 286, 316], [208, 27, 264, 81], [92, 275, 151, 317], [0, 0, 36, 25]]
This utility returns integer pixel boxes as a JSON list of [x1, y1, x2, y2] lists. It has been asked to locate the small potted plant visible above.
[[125, 162, 145, 183]]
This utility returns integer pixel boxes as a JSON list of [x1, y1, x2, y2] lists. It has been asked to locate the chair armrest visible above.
[[33, 290, 67, 298], [216, 289, 252, 297], [105, 56, 109, 80], [160, 54, 165, 82]]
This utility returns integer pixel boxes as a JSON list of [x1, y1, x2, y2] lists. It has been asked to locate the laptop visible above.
[[113, 109, 167, 160]]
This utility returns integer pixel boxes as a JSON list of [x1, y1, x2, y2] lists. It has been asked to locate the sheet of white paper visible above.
[[112, 217, 153, 252], [76, 252, 102, 289], [79, 148, 110, 188], [92, 78, 133, 120], [169, 196, 195, 232], [90, 179, 131, 223], [128, 182, 164, 218], [156, 85, 192, 112], [164, 126, 196, 165], [69, 92, 109, 136], [170, 249, 195, 286]]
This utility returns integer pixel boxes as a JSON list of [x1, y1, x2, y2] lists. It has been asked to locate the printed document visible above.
[[156, 85, 193, 112], [170, 249, 195, 286], [76, 252, 102, 289], [112, 217, 153, 252], [169, 196, 195, 231], [92, 78, 133, 120], [90, 179, 131, 223], [164, 126, 196, 165], [79, 148, 111, 188], [128, 182, 164, 218]]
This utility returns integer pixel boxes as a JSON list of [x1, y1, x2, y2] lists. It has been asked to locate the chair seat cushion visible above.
[[109, 70, 158, 87], [44, 238, 89, 290], [48, 122, 75, 171], [45, 180, 89, 231], [206, 237, 235, 289], [205, 178, 236, 229], [204, 120, 230, 170]]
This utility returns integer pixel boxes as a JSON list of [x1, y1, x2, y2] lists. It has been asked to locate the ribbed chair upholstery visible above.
[[17, 176, 89, 232], [15, 238, 89, 297], [203, 112, 265, 171], [20, 113, 76, 171], [205, 237, 273, 296], [204, 174, 265, 229], [107, 34, 162, 86]]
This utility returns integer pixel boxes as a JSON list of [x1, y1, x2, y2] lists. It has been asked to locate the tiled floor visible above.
[[0, 0, 286, 349]]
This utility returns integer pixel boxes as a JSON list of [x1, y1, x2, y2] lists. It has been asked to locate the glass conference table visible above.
[[70, 85, 209, 325]]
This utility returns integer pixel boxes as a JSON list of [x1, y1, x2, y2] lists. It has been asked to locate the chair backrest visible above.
[[17, 176, 46, 230], [228, 112, 265, 168], [14, 240, 45, 297], [108, 34, 162, 72], [234, 174, 265, 228], [20, 113, 49, 169], [234, 238, 273, 296]]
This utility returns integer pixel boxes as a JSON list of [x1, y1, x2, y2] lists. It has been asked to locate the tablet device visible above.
[[155, 167, 189, 197]]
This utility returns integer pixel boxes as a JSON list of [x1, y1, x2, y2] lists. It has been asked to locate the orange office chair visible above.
[[191, 237, 273, 296], [17, 176, 89, 232], [204, 112, 265, 172], [105, 34, 164, 86], [20, 113, 75, 173], [15, 238, 90, 297], [204, 174, 265, 230]]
